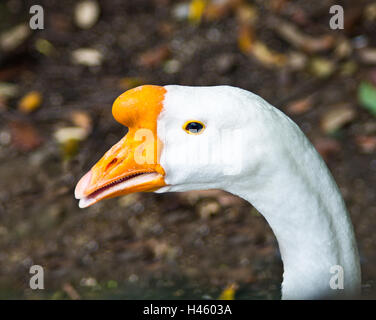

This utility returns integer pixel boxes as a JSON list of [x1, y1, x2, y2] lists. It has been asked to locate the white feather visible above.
[[156, 85, 361, 299]]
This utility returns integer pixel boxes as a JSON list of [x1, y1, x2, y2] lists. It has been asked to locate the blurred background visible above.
[[0, 0, 375, 299]]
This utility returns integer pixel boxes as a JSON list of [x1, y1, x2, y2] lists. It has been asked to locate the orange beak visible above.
[[75, 85, 167, 208]]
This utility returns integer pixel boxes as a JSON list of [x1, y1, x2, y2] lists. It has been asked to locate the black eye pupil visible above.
[[186, 122, 203, 133]]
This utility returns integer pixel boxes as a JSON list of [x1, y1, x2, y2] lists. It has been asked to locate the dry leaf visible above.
[[309, 58, 336, 78], [70, 110, 92, 133], [365, 3, 376, 21], [0, 82, 19, 99], [198, 200, 221, 219], [286, 97, 313, 115], [251, 41, 287, 68], [9, 121, 43, 152], [35, 38, 55, 56], [72, 48, 103, 67], [189, 0, 206, 24], [138, 45, 170, 68], [54, 127, 88, 143], [0, 24, 30, 52], [219, 283, 238, 300], [355, 135, 376, 153], [54, 127, 88, 160], [205, 0, 240, 21], [236, 3, 258, 25], [358, 48, 376, 65], [18, 91, 42, 113], [335, 38, 352, 59], [320, 104, 356, 134], [287, 51, 307, 70], [237, 24, 254, 54], [74, 0, 100, 29], [271, 18, 334, 53], [62, 283, 81, 300]]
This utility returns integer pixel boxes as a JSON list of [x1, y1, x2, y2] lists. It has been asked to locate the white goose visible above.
[[75, 85, 361, 299]]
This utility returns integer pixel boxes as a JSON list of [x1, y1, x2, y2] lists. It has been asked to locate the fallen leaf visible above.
[[251, 41, 287, 68], [172, 3, 190, 20], [219, 283, 238, 300], [72, 48, 103, 67], [236, 3, 258, 25], [9, 121, 43, 152], [286, 96, 313, 115], [54, 127, 88, 143], [365, 3, 376, 21], [0, 24, 30, 52], [215, 53, 236, 74], [236, 4, 257, 54], [358, 81, 376, 116], [70, 110, 92, 133], [163, 59, 181, 74], [188, 0, 206, 24], [335, 38, 352, 59], [320, 104, 356, 134], [205, 0, 240, 21], [236, 5, 285, 68], [35, 38, 55, 56], [309, 58, 336, 78], [74, 0, 100, 29], [0, 82, 19, 99], [138, 45, 170, 68], [286, 51, 307, 70], [271, 18, 334, 53], [62, 283, 81, 300], [198, 200, 221, 219], [18, 91, 42, 113], [358, 48, 376, 65], [54, 126, 88, 160], [237, 24, 254, 54], [80, 277, 98, 287], [355, 135, 376, 153]]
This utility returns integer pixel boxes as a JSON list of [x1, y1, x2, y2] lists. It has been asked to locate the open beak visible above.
[[74, 85, 167, 208]]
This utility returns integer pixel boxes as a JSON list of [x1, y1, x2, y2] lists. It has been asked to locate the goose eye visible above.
[[183, 121, 205, 134]]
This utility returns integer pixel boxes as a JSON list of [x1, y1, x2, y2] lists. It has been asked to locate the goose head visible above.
[[75, 84, 271, 207], [75, 84, 361, 299]]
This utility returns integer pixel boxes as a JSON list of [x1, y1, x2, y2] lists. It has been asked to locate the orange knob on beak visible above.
[[75, 85, 167, 208]]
